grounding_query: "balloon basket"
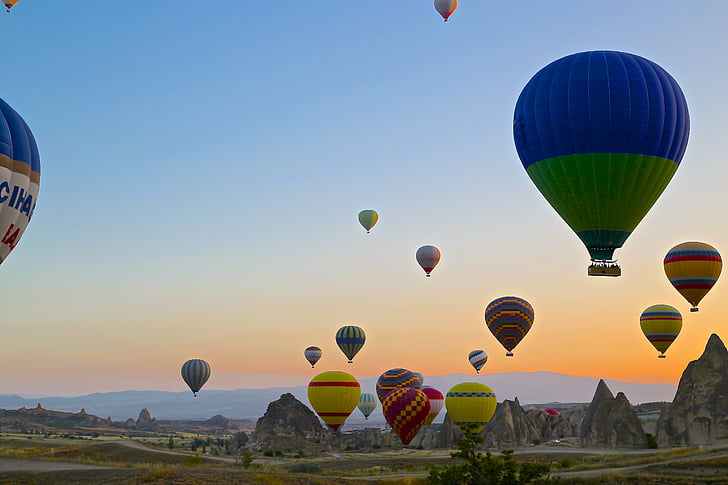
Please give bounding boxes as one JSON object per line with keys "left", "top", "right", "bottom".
{"left": 690, "top": 307, "right": 699, "bottom": 312}
{"left": 506, "top": 352, "right": 514, "bottom": 357}
{"left": 588, "top": 261, "right": 621, "bottom": 277}
{"left": 658, "top": 354, "right": 666, "bottom": 359}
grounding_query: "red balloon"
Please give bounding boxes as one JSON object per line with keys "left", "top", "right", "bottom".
{"left": 383, "top": 387, "right": 430, "bottom": 445}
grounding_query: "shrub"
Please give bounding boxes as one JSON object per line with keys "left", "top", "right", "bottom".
{"left": 426, "top": 430, "right": 555, "bottom": 484}
{"left": 182, "top": 455, "right": 204, "bottom": 467}
{"left": 646, "top": 433, "right": 658, "bottom": 449}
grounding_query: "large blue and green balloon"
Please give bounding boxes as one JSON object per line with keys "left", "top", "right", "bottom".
{"left": 513, "top": 51, "right": 689, "bottom": 263}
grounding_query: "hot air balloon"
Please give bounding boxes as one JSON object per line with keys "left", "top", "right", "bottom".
{"left": 304, "top": 346, "right": 322, "bottom": 368}
{"left": 434, "top": 0, "right": 457, "bottom": 22}
{"left": 416, "top": 245, "right": 441, "bottom": 277}
{"left": 358, "top": 210, "right": 378, "bottom": 234}
{"left": 376, "top": 368, "right": 423, "bottom": 403}
{"left": 308, "top": 371, "right": 361, "bottom": 431}
{"left": 4, "top": 1, "right": 20, "bottom": 13}
{"left": 664, "top": 242, "right": 722, "bottom": 312}
{"left": 181, "top": 359, "right": 211, "bottom": 397}
{"left": 485, "top": 296, "right": 534, "bottom": 357}
{"left": 357, "top": 393, "right": 378, "bottom": 420}
{"left": 422, "top": 386, "right": 444, "bottom": 425}
{"left": 0, "top": 97, "right": 41, "bottom": 264}
{"left": 538, "top": 408, "right": 560, "bottom": 416}
{"left": 513, "top": 51, "right": 690, "bottom": 277}
{"left": 335, "top": 325, "right": 366, "bottom": 363}
{"left": 445, "top": 382, "right": 497, "bottom": 435}
{"left": 383, "top": 387, "right": 430, "bottom": 445}
{"left": 640, "top": 304, "right": 682, "bottom": 358}
{"left": 468, "top": 350, "right": 488, "bottom": 374}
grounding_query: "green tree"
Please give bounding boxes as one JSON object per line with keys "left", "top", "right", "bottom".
{"left": 167, "top": 436, "right": 174, "bottom": 449}
{"left": 426, "top": 432, "right": 554, "bottom": 485}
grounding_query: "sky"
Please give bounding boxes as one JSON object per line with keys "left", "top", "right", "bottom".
{"left": 1, "top": 0, "right": 727, "bottom": 396}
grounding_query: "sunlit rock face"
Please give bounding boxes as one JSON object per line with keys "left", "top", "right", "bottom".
{"left": 657, "top": 334, "right": 728, "bottom": 446}
{"left": 580, "top": 380, "right": 647, "bottom": 447}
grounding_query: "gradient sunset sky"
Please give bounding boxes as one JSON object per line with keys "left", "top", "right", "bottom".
{"left": 2, "top": 1, "right": 727, "bottom": 395}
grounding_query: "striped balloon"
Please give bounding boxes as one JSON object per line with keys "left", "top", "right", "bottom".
{"left": 335, "top": 325, "right": 366, "bottom": 363}
{"left": 0, "top": 97, "right": 41, "bottom": 265}
{"left": 485, "top": 296, "right": 534, "bottom": 356}
{"left": 640, "top": 304, "right": 682, "bottom": 358}
{"left": 376, "top": 368, "right": 423, "bottom": 403}
{"left": 308, "top": 371, "right": 361, "bottom": 431}
{"left": 445, "top": 382, "right": 497, "bottom": 435}
{"left": 422, "top": 386, "right": 444, "bottom": 425}
{"left": 304, "top": 346, "right": 322, "bottom": 368}
{"left": 181, "top": 359, "right": 211, "bottom": 397}
{"left": 664, "top": 242, "right": 722, "bottom": 312}
{"left": 357, "top": 392, "right": 378, "bottom": 419}
{"left": 468, "top": 350, "right": 488, "bottom": 374}
{"left": 383, "top": 387, "right": 430, "bottom": 445}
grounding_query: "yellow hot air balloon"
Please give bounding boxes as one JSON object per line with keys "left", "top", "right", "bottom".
{"left": 358, "top": 210, "right": 378, "bottom": 234}
{"left": 640, "top": 304, "right": 682, "bottom": 358}
{"left": 445, "top": 382, "right": 497, "bottom": 435}
{"left": 307, "top": 371, "right": 361, "bottom": 431}
{"left": 664, "top": 242, "right": 722, "bottom": 312}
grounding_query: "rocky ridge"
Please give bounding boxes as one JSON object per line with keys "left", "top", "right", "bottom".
{"left": 657, "top": 333, "right": 728, "bottom": 446}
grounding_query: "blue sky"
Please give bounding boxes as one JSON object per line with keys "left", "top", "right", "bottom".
{"left": 1, "top": 1, "right": 727, "bottom": 395}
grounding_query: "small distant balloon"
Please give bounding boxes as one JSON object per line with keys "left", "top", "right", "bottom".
{"left": 357, "top": 393, "right": 378, "bottom": 420}
{"left": 434, "top": 0, "right": 457, "bottom": 22}
{"left": 181, "top": 359, "right": 211, "bottom": 397}
{"left": 485, "top": 296, "right": 534, "bottom": 357}
{"left": 664, "top": 242, "right": 722, "bottom": 312}
{"left": 383, "top": 387, "right": 430, "bottom": 445}
{"left": 335, "top": 325, "right": 366, "bottom": 363}
{"left": 308, "top": 371, "right": 361, "bottom": 431}
{"left": 416, "top": 245, "right": 441, "bottom": 277}
{"left": 4, "top": 0, "right": 20, "bottom": 13}
{"left": 538, "top": 408, "right": 560, "bottom": 416}
{"left": 358, "top": 210, "right": 378, "bottom": 233}
{"left": 304, "top": 346, "right": 322, "bottom": 368}
{"left": 640, "top": 304, "right": 682, "bottom": 358}
{"left": 468, "top": 350, "right": 488, "bottom": 374}
{"left": 445, "top": 382, "right": 497, "bottom": 435}
{"left": 422, "top": 386, "right": 444, "bottom": 425}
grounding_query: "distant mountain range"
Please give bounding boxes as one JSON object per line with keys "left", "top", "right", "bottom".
{"left": 0, "top": 371, "right": 676, "bottom": 422}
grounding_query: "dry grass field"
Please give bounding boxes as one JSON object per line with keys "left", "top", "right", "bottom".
{"left": 0, "top": 437, "right": 726, "bottom": 484}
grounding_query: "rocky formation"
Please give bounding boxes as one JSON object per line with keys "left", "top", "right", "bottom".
{"left": 132, "top": 408, "right": 157, "bottom": 429}
{"left": 657, "top": 333, "right": 728, "bottom": 446}
{"left": 434, "top": 400, "right": 577, "bottom": 449}
{"left": 251, "top": 393, "right": 325, "bottom": 450}
{"left": 580, "top": 380, "right": 646, "bottom": 447}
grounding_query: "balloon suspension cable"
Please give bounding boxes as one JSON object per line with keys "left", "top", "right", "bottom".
{"left": 690, "top": 307, "right": 699, "bottom": 312}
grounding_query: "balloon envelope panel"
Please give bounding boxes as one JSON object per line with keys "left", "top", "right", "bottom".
{"left": 445, "top": 382, "right": 497, "bottom": 435}
{"left": 308, "top": 371, "right": 361, "bottom": 431}
{"left": 0, "top": 98, "right": 41, "bottom": 264}
{"left": 383, "top": 387, "right": 430, "bottom": 445}
{"left": 640, "top": 304, "right": 682, "bottom": 355}
{"left": 664, "top": 242, "right": 722, "bottom": 309}
{"left": 335, "top": 325, "right": 366, "bottom": 362}
{"left": 422, "top": 386, "right": 444, "bottom": 425}
{"left": 513, "top": 51, "right": 689, "bottom": 261}
{"left": 181, "top": 359, "right": 211, "bottom": 396}
{"left": 485, "top": 297, "right": 534, "bottom": 354}
{"left": 376, "top": 368, "right": 422, "bottom": 403}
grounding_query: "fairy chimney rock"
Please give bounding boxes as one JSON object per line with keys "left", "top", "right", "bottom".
{"left": 580, "top": 379, "right": 646, "bottom": 447}
{"left": 657, "top": 333, "right": 728, "bottom": 446}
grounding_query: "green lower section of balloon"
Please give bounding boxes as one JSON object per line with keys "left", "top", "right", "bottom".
{"left": 526, "top": 153, "right": 678, "bottom": 260}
